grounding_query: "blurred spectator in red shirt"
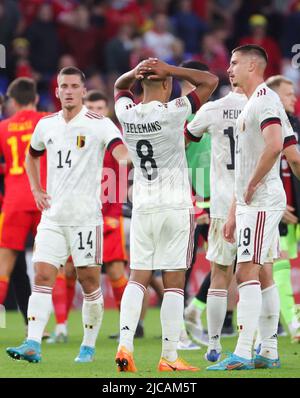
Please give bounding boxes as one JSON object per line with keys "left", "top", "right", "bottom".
{"left": 239, "top": 14, "right": 281, "bottom": 78}
{"left": 143, "top": 13, "right": 176, "bottom": 61}
{"left": 58, "top": 5, "right": 105, "bottom": 71}
{"left": 8, "top": 38, "right": 34, "bottom": 80}
{"left": 194, "top": 29, "right": 229, "bottom": 81}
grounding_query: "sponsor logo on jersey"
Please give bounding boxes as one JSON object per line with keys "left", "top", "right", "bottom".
{"left": 85, "top": 252, "right": 93, "bottom": 259}
{"left": 241, "top": 248, "right": 250, "bottom": 256}
{"left": 77, "top": 135, "right": 86, "bottom": 148}
{"left": 47, "top": 138, "right": 53, "bottom": 145}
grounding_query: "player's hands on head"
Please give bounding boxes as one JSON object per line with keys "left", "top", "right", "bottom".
{"left": 32, "top": 188, "right": 51, "bottom": 211}
{"left": 135, "top": 58, "right": 170, "bottom": 81}
{"left": 282, "top": 205, "right": 298, "bottom": 224}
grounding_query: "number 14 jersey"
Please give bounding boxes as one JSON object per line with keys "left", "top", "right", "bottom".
{"left": 115, "top": 91, "right": 201, "bottom": 213}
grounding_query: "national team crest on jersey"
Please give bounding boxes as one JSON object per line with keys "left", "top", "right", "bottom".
{"left": 76, "top": 135, "right": 86, "bottom": 148}
{"left": 175, "top": 98, "right": 186, "bottom": 108}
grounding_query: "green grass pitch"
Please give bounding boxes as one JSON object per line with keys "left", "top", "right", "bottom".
{"left": 0, "top": 308, "right": 299, "bottom": 378}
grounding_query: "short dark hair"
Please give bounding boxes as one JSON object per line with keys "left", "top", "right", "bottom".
{"left": 232, "top": 44, "right": 268, "bottom": 63}
{"left": 6, "top": 77, "right": 37, "bottom": 105}
{"left": 0, "top": 93, "right": 4, "bottom": 106}
{"left": 58, "top": 66, "right": 86, "bottom": 83}
{"left": 85, "top": 90, "right": 108, "bottom": 103}
{"left": 180, "top": 60, "right": 210, "bottom": 72}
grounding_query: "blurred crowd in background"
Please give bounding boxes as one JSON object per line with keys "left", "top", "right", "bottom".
{"left": 1, "top": 0, "right": 300, "bottom": 117}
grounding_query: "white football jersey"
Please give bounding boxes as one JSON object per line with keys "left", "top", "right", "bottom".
{"left": 115, "top": 91, "right": 201, "bottom": 213}
{"left": 30, "top": 105, "right": 123, "bottom": 226}
{"left": 187, "top": 91, "right": 247, "bottom": 218}
{"left": 235, "top": 82, "right": 295, "bottom": 210}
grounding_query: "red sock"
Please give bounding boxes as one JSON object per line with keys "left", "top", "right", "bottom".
{"left": 66, "top": 277, "right": 76, "bottom": 316}
{"left": 0, "top": 276, "right": 9, "bottom": 305}
{"left": 110, "top": 275, "right": 128, "bottom": 310}
{"left": 52, "top": 275, "right": 67, "bottom": 324}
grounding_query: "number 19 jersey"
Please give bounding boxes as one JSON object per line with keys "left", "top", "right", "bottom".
{"left": 115, "top": 91, "right": 201, "bottom": 213}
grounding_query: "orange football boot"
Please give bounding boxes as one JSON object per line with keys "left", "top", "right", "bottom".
{"left": 158, "top": 357, "right": 200, "bottom": 372}
{"left": 115, "top": 346, "right": 137, "bottom": 372}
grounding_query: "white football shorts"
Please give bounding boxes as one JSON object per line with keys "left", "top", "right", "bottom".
{"left": 130, "top": 208, "right": 194, "bottom": 271}
{"left": 32, "top": 222, "right": 103, "bottom": 268}
{"left": 206, "top": 218, "right": 237, "bottom": 266}
{"left": 236, "top": 208, "right": 283, "bottom": 265}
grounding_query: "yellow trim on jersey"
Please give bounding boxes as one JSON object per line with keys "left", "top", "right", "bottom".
{"left": 0, "top": 213, "right": 5, "bottom": 244}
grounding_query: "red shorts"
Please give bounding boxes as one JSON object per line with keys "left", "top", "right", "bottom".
{"left": 103, "top": 216, "right": 127, "bottom": 264}
{"left": 0, "top": 210, "right": 41, "bottom": 251}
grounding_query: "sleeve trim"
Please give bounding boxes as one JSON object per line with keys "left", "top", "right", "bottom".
{"left": 186, "top": 91, "right": 201, "bottom": 114}
{"left": 260, "top": 117, "right": 282, "bottom": 131}
{"left": 114, "top": 90, "right": 134, "bottom": 102}
{"left": 283, "top": 135, "right": 297, "bottom": 149}
{"left": 184, "top": 127, "right": 201, "bottom": 142}
{"left": 29, "top": 146, "right": 45, "bottom": 157}
{"left": 107, "top": 138, "right": 123, "bottom": 153}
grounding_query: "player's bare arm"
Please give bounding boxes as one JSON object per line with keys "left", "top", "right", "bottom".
{"left": 25, "top": 152, "right": 51, "bottom": 211}
{"left": 244, "top": 123, "right": 283, "bottom": 204}
{"left": 140, "top": 58, "right": 219, "bottom": 105}
{"left": 283, "top": 143, "right": 300, "bottom": 180}
{"left": 111, "top": 143, "right": 132, "bottom": 165}
{"left": 223, "top": 197, "right": 236, "bottom": 243}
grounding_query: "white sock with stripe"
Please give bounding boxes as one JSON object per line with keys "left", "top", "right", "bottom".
{"left": 119, "top": 281, "right": 146, "bottom": 352}
{"left": 234, "top": 280, "right": 262, "bottom": 360}
{"left": 27, "top": 285, "right": 53, "bottom": 344}
{"left": 207, "top": 289, "right": 228, "bottom": 351}
{"left": 81, "top": 288, "right": 104, "bottom": 348}
{"left": 258, "top": 284, "right": 280, "bottom": 360}
{"left": 161, "top": 288, "right": 184, "bottom": 362}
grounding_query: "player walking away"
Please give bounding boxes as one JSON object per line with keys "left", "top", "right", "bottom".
{"left": 185, "top": 81, "right": 247, "bottom": 361}
{"left": 207, "top": 44, "right": 297, "bottom": 371}
{"left": 114, "top": 57, "right": 218, "bottom": 372}
{"left": 265, "top": 75, "right": 300, "bottom": 343}
{"left": 6, "top": 66, "right": 130, "bottom": 363}
{"left": 0, "top": 78, "right": 47, "bottom": 325}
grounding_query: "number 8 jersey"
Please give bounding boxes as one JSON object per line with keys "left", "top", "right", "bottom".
{"left": 115, "top": 91, "right": 201, "bottom": 213}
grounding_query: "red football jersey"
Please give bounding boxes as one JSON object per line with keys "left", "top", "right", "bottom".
{"left": 0, "top": 110, "right": 48, "bottom": 211}
{"left": 101, "top": 150, "right": 128, "bottom": 218}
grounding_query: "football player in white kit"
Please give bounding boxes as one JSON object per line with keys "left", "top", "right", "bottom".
{"left": 6, "top": 67, "right": 130, "bottom": 364}
{"left": 208, "top": 44, "right": 297, "bottom": 371}
{"left": 186, "top": 84, "right": 247, "bottom": 362}
{"left": 114, "top": 58, "right": 218, "bottom": 372}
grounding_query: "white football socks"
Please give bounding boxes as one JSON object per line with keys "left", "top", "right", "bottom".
{"left": 234, "top": 280, "right": 262, "bottom": 360}
{"left": 258, "top": 284, "right": 280, "bottom": 359}
{"left": 27, "top": 285, "right": 53, "bottom": 344}
{"left": 119, "top": 281, "right": 145, "bottom": 353}
{"left": 81, "top": 288, "right": 104, "bottom": 348}
{"left": 207, "top": 289, "right": 227, "bottom": 351}
{"left": 161, "top": 289, "right": 184, "bottom": 362}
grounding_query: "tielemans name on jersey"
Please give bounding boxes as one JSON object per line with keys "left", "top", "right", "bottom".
{"left": 123, "top": 121, "right": 162, "bottom": 134}
{"left": 223, "top": 109, "right": 242, "bottom": 120}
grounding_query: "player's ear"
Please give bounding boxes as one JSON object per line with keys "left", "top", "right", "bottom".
{"left": 82, "top": 87, "right": 87, "bottom": 98}
{"left": 55, "top": 87, "right": 59, "bottom": 99}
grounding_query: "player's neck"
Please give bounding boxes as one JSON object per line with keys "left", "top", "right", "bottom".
{"left": 62, "top": 104, "right": 83, "bottom": 123}
{"left": 142, "top": 92, "right": 167, "bottom": 104}
{"left": 16, "top": 104, "right": 36, "bottom": 112}
{"left": 242, "top": 77, "right": 265, "bottom": 98}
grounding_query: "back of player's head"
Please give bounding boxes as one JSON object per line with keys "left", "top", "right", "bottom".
{"left": 58, "top": 66, "right": 86, "bottom": 84}
{"left": 180, "top": 60, "right": 210, "bottom": 72}
{"left": 6, "top": 77, "right": 37, "bottom": 105}
{"left": 85, "top": 90, "right": 108, "bottom": 104}
{"left": 232, "top": 44, "right": 268, "bottom": 65}
{"left": 265, "top": 75, "right": 293, "bottom": 90}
